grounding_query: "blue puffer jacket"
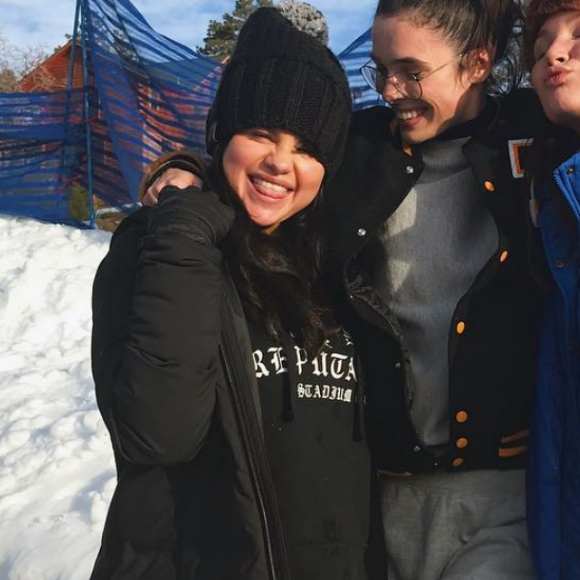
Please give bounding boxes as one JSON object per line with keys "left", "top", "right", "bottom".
{"left": 528, "top": 150, "right": 580, "bottom": 580}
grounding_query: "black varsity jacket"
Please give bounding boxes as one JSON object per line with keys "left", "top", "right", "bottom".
{"left": 326, "top": 89, "right": 546, "bottom": 474}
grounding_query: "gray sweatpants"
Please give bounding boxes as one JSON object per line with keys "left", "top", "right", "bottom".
{"left": 379, "top": 469, "right": 536, "bottom": 580}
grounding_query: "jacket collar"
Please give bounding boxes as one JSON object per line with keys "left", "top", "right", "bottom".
{"left": 328, "top": 108, "right": 422, "bottom": 264}
{"left": 555, "top": 151, "right": 580, "bottom": 221}
{"left": 329, "top": 94, "right": 537, "bottom": 265}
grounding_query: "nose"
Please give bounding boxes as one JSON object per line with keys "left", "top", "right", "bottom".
{"left": 545, "top": 39, "right": 569, "bottom": 66}
{"left": 264, "top": 145, "right": 293, "bottom": 174}
{"left": 381, "top": 77, "right": 404, "bottom": 103}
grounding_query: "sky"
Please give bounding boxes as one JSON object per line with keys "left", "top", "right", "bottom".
{"left": 0, "top": 0, "right": 377, "bottom": 57}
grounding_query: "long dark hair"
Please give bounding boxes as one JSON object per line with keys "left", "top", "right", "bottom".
{"left": 374, "top": 0, "right": 525, "bottom": 95}
{"left": 207, "top": 148, "right": 337, "bottom": 358}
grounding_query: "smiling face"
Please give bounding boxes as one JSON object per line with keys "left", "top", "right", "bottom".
{"left": 371, "top": 15, "right": 490, "bottom": 144}
{"left": 531, "top": 10, "right": 580, "bottom": 134}
{"left": 222, "top": 129, "right": 325, "bottom": 232}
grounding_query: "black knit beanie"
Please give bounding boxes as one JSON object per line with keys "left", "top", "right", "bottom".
{"left": 206, "top": 1, "right": 352, "bottom": 181}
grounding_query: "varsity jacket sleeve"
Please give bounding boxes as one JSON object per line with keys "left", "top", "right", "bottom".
{"left": 92, "top": 187, "right": 234, "bottom": 465}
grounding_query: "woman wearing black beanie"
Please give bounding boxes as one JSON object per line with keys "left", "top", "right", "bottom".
{"left": 90, "top": 3, "right": 382, "bottom": 579}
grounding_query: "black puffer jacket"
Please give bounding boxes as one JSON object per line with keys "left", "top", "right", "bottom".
{"left": 90, "top": 189, "right": 381, "bottom": 580}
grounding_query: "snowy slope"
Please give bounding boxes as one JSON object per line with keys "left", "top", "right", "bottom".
{"left": 0, "top": 216, "right": 114, "bottom": 580}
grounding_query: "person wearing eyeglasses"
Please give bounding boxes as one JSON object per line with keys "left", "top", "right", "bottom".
{"left": 140, "top": 0, "right": 546, "bottom": 579}
{"left": 326, "top": 0, "right": 545, "bottom": 579}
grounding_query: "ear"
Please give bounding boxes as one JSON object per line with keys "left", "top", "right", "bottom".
{"left": 465, "top": 48, "right": 493, "bottom": 85}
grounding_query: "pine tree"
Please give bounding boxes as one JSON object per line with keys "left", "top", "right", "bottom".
{"left": 197, "top": 0, "right": 273, "bottom": 61}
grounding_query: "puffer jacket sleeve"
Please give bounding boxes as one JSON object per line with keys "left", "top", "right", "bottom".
{"left": 92, "top": 186, "right": 233, "bottom": 465}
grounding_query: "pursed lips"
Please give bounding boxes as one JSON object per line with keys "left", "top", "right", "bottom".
{"left": 545, "top": 66, "right": 572, "bottom": 86}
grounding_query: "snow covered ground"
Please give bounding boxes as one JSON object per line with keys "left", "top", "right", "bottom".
{"left": 0, "top": 216, "right": 114, "bottom": 580}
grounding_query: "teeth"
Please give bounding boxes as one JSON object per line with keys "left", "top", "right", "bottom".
{"left": 253, "top": 177, "right": 289, "bottom": 193}
{"left": 397, "top": 110, "right": 422, "bottom": 121}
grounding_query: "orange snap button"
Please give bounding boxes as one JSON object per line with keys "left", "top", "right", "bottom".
{"left": 484, "top": 181, "right": 495, "bottom": 192}
{"left": 456, "top": 321, "right": 466, "bottom": 335}
{"left": 456, "top": 438, "right": 469, "bottom": 449}
{"left": 500, "top": 251, "right": 509, "bottom": 263}
{"left": 452, "top": 457, "right": 465, "bottom": 468}
{"left": 456, "top": 411, "right": 469, "bottom": 423}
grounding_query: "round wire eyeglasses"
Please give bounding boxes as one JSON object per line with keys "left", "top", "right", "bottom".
{"left": 359, "top": 54, "right": 465, "bottom": 100}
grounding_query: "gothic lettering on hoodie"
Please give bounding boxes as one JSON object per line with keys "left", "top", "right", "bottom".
{"left": 252, "top": 329, "right": 357, "bottom": 404}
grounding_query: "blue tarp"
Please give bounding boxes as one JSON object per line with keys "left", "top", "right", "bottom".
{"left": 0, "top": 89, "right": 87, "bottom": 223}
{"left": 0, "top": 0, "right": 222, "bottom": 226}
{"left": 338, "top": 28, "right": 386, "bottom": 111}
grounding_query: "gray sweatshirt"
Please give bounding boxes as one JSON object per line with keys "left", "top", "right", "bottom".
{"left": 373, "top": 136, "right": 498, "bottom": 451}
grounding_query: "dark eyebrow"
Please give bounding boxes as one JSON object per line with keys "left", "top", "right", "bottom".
{"left": 370, "top": 53, "right": 430, "bottom": 67}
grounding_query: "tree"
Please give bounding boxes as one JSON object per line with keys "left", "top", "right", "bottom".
{"left": 197, "top": 0, "right": 274, "bottom": 62}
{"left": 0, "top": 31, "right": 18, "bottom": 92}
{"left": 0, "top": 29, "right": 53, "bottom": 92}
{"left": 0, "top": 68, "right": 19, "bottom": 93}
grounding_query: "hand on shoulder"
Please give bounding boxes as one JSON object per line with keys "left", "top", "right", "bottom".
{"left": 139, "top": 150, "right": 207, "bottom": 206}
{"left": 143, "top": 168, "right": 202, "bottom": 206}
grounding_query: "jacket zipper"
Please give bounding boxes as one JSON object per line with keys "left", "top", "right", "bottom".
{"left": 219, "top": 344, "right": 291, "bottom": 580}
{"left": 346, "top": 282, "right": 414, "bottom": 408}
{"left": 345, "top": 273, "right": 429, "bottom": 450}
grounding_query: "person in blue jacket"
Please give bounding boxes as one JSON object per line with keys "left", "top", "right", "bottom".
{"left": 524, "top": 1, "right": 580, "bottom": 579}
